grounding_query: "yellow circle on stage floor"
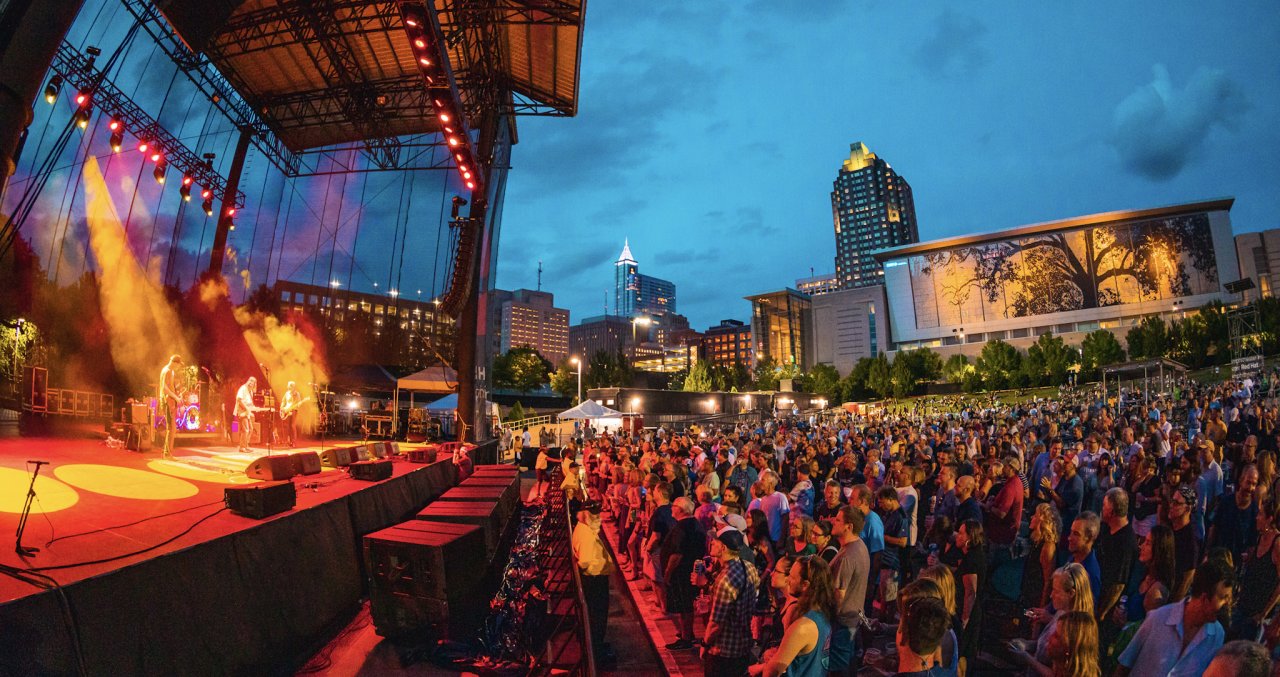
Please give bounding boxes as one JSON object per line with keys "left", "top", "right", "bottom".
{"left": 55, "top": 464, "right": 199, "bottom": 501}
{"left": 145, "top": 460, "right": 258, "bottom": 485}
{"left": 0, "top": 466, "right": 80, "bottom": 513}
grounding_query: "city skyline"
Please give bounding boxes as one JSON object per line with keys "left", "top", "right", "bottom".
{"left": 494, "top": 2, "right": 1280, "bottom": 331}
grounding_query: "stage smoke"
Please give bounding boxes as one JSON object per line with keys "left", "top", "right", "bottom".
{"left": 81, "top": 157, "right": 193, "bottom": 394}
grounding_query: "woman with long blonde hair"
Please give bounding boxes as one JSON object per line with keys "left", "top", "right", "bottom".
{"left": 1047, "top": 611, "right": 1100, "bottom": 677}
{"left": 1023, "top": 503, "right": 1061, "bottom": 609}
{"left": 1011, "top": 563, "right": 1094, "bottom": 676}
{"left": 918, "top": 564, "right": 957, "bottom": 618}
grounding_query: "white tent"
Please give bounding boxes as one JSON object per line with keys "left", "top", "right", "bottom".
{"left": 558, "top": 400, "right": 623, "bottom": 419}
{"left": 426, "top": 393, "right": 458, "bottom": 436}
{"left": 393, "top": 366, "right": 457, "bottom": 434}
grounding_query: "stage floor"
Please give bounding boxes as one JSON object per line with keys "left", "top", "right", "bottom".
{"left": 0, "top": 434, "right": 443, "bottom": 603}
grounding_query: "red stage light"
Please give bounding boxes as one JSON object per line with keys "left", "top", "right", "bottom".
{"left": 439, "top": 113, "right": 450, "bottom": 123}
{"left": 150, "top": 151, "right": 162, "bottom": 163}
{"left": 455, "top": 153, "right": 463, "bottom": 162}
{"left": 108, "top": 118, "right": 122, "bottom": 131}
{"left": 75, "top": 92, "right": 89, "bottom": 106}
{"left": 463, "top": 171, "right": 471, "bottom": 180}
{"left": 405, "top": 17, "right": 419, "bottom": 27}
{"left": 443, "top": 126, "right": 453, "bottom": 134}
{"left": 201, "top": 188, "right": 212, "bottom": 200}
{"left": 138, "top": 140, "right": 149, "bottom": 153}
{"left": 466, "top": 181, "right": 475, "bottom": 189}
{"left": 419, "top": 57, "right": 431, "bottom": 66}
{"left": 225, "top": 207, "right": 236, "bottom": 217}
{"left": 182, "top": 175, "right": 193, "bottom": 186}
{"left": 414, "top": 38, "right": 426, "bottom": 49}
{"left": 448, "top": 137, "right": 459, "bottom": 147}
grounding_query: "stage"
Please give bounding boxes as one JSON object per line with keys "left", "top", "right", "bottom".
{"left": 0, "top": 433, "right": 496, "bottom": 676}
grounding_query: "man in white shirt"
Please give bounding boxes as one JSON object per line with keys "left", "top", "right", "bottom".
{"left": 233, "top": 377, "right": 258, "bottom": 453}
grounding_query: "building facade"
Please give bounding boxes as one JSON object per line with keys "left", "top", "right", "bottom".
{"left": 832, "top": 142, "right": 918, "bottom": 290}
{"left": 275, "top": 280, "right": 455, "bottom": 367}
{"left": 876, "top": 199, "right": 1241, "bottom": 356}
{"left": 569, "top": 314, "right": 631, "bottom": 362}
{"left": 795, "top": 273, "right": 839, "bottom": 296}
{"left": 701, "top": 319, "right": 753, "bottom": 368}
{"left": 498, "top": 289, "right": 570, "bottom": 364}
{"left": 1235, "top": 228, "right": 1280, "bottom": 303}
{"left": 614, "top": 239, "right": 676, "bottom": 316}
{"left": 805, "top": 285, "right": 888, "bottom": 375}
{"left": 745, "top": 289, "right": 811, "bottom": 370}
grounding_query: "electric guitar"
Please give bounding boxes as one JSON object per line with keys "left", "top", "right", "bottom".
{"left": 279, "top": 397, "right": 311, "bottom": 420}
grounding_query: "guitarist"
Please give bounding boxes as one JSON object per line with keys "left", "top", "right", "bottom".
{"left": 233, "top": 376, "right": 261, "bottom": 453}
{"left": 157, "top": 355, "right": 184, "bottom": 459}
{"left": 279, "top": 381, "right": 307, "bottom": 448}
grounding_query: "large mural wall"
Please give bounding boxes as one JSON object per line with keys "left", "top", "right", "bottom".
{"left": 908, "top": 213, "right": 1219, "bottom": 329}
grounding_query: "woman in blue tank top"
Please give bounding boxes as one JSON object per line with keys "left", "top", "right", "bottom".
{"left": 749, "top": 555, "right": 835, "bottom": 677}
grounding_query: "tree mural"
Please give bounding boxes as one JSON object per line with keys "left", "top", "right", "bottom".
{"left": 913, "top": 213, "right": 1218, "bottom": 324}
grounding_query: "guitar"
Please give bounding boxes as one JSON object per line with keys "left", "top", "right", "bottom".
{"left": 279, "top": 397, "right": 311, "bottom": 420}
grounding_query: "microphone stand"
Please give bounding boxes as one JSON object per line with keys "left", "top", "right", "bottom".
{"left": 16, "top": 461, "right": 47, "bottom": 556}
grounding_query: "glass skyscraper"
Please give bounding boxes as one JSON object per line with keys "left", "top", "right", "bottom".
{"left": 614, "top": 239, "right": 675, "bottom": 316}
{"left": 831, "top": 142, "right": 918, "bottom": 289}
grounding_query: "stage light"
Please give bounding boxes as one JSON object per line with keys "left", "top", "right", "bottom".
{"left": 419, "top": 57, "right": 431, "bottom": 66}
{"left": 44, "top": 76, "right": 61, "bottom": 104}
{"left": 179, "top": 176, "right": 192, "bottom": 201}
{"left": 75, "top": 91, "right": 89, "bottom": 107}
{"left": 200, "top": 188, "right": 212, "bottom": 200}
{"left": 150, "top": 150, "right": 162, "bottom": 163}
{"left": 439, "top": 113, "right": 450, "bottom": 123}
{"left": 74, "top": 106, "right": 92, "bottom": 129}
{"left": 463, "top": 171, "right": 471, "bottom": 180}
{"left": 153, "top": 161, "right": 166, "bottom": 184}
{"left": 225, "top": 207, "right": 236, "bottom": 217}
{"left": 228, "top": 221, "right": 235, "bottom": 231}
{"left": 109, "top": 130, "right": 124, "bottom": 153}
{"left": 201, "top": 198, "right": 214, "bottom": 216}
{"left": 448, "top": 136, "right": 459, "bottom": 147}
{"left": 414, "top": 38, "right": 426, "bottom": 49}
{"left": 454, "top": 153, "right": 463, "bottom": 162}
{"left": 138, "top": 139, "right": 149, "bottom": 153}
{"left": 466, "top": 181, "right": 475, "bottom": 190}
{"left": 404, "top": 17, "right": 419, "bottom": 27}
{"left": 108, "top": 117, "right": 122, "bottom": 132}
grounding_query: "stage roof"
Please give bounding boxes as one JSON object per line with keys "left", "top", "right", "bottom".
{"left": 156, "top": 0, "right": 585, "bottom": 152}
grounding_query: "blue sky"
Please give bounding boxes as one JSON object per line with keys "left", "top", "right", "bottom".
{"left": 8, "top": 2, "right": 1278, "bottom": 335}
{"left": 494, "top": 1, "right": 1280, "bottom": 330}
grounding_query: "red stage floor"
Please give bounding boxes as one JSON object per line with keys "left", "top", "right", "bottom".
{"left": 0, "top": 434, "right": 440, "bottom": 603}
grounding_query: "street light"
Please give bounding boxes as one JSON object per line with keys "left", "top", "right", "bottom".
{"left": 569, "top": 356, "right": 582, "bottom": 403}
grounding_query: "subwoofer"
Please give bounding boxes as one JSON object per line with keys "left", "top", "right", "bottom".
{"left": 225, "top": 481, "right": 296, "bottom": 519}
{"left": 350, "top": 459, "right": 393, "bottom": 481}
{"left": 245, "top": 454, "right": 298, "bottom": 481}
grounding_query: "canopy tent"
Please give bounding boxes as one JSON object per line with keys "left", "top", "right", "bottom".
{"left": 393, "top": 365, "right": 458, "bottom": 435}
{"left": 1101, "top": 357, "right": 1188, "bottom": 406}
{"left": 426, "top": 393, "right": 459, "bottom": 412}
{"left": 557, "top": 400, "right": 623, "bottom": 420}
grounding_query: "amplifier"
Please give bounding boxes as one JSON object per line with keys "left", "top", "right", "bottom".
{"left": 406, "top": 447, "right": 435, "bottom": 463}
{"left": 245, "top": 455, "right": 298, "bottom": 481}
{"left": 126, "top": 425, "right": 152, "bottom": 452}
{"left": 350, "top": 459, "right": 393, "bottom": 481}
{"left": 292, "top": 451, "right": 322, "bottom": 475}
{"left": 320, "top": 447, "right": 353, "bottom": 468}
{"left": 225, "top": 481, "right": 296, "bottom": 519}
{"left": 129, "top": 403, "right": 150, "bottom": 425}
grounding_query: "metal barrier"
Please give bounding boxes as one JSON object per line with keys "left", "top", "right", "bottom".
{"left": 534, "top": 469, "right": 597, "bottom": 676}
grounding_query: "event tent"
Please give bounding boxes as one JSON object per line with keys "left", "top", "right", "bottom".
{"left": 557, "top": 400, "right": 623, "bottom": 419}
{"left": 393, "top": 365, "right": 458, "bottom": 433}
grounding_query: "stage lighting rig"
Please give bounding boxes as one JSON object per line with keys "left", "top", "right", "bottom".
{"left": 450, "top": 195, "right": 467, "bottom": 220}
{"left": 201, "top": 197, "right": 214, "bottom": 216}
{"left": 153, "top": 159, "right": 167, "bottom": 184}
{"left": 179, "top": 175, "right": 193, "bottom": 201}
{"left": 44, "top": 75, "right": 62, "bottom": 104}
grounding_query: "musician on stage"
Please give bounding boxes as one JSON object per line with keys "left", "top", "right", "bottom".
{"left": 233, "top": 376, "right": 258, "bottom": 453}
{"left": 279, "top": 381, "right": 303, "bottom": 448}
{"left": 157, "top": 354, "right": 183, "bottom": 459}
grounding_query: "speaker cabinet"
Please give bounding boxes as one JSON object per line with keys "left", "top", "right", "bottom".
{"left": 320, "top": 447, "right": 353, "bottom": 468}
{"left": 352, "top": 444, "right": 373, "bottom": 461}
{"left": 291, "top": 451, "right": 321, "bottom": 475}
{"left": 245, "top": 455, "right": 298, "bottom": 481}
{"left": 350, "top": 459, "right": 393, "bottom": 481}
{"left": 225, "top": 481, "right": 296, "bottom": 519}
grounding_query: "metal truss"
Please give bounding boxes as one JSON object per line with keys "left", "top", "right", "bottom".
{"left": 120, "top": 0, "right": 303, "bottom": 176}
{"left": 49, "top": 42, "right": 245, "bottom": 206}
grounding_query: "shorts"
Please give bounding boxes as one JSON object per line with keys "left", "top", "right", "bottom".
{"left": 879, "top": 567, "right": 899, "bottom": 603}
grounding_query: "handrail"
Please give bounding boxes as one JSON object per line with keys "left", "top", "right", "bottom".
{"left": 534, "top": 469, "right": 596, "bottom": 676}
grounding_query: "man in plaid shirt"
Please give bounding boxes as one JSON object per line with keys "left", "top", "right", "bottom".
{"left": 701, "top": 528, "right": 759, "bottom": 676}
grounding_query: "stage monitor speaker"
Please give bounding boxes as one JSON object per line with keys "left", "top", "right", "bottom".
{"left": 127, "top": 425, "right": 152, "bottom": 452}
{"left": 406, "top": 448, "right": 434, "bottom": 463}
{"left": 320, "top": 447, "right": 353, "bottom": 468}
{"left": 292, "top": 451, "right": 321, "bottom": 475}
{"left": 246, "top": 455, "right": 298, "bottom": 481}
{"left": 225, "top": 481, "right": 296, "bottom": 519}
{"left": 129, "top": 403, "right": 150, "bottom": 425}
{"left": 350, "top": 459, "right": 393, "bottom": 481}
{"left": 353, "top": 444, "right": 373, "bottom": 461}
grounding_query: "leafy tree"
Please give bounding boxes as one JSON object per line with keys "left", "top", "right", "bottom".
{"left": 1257, "top": 297, "right": 1280, "bottom": 356}
{"left": 667, "top": 367, "right": 688, "bottom": 391}
{"left": 866, "top": 353, "right": 892, "bottom": 398}
{"left": 1080, "top": 329, "right": 1125, "bottom": 377}
{"left": 1125, "top": 315, "right": 1168, "bottom": 360}
{"left": 943, "top": 354, "right": 972, "bottom": 383}
{"left": 729, "top": 360, "right": 753, "bottom": 391}
{"left": 1024, "top": 332, "right": 1080, "bottom": 386}
{"left": 806, "top": 363, "right": 841, "bottom": 400}
{"left": 683, "top": 361, "right": 714, "bottom": 392}
{"left": 841, "top": 357, "right": 875, "bottom": 401}
{"left": 549, "top": 360, "right": 578, "bottom": 401}
{"left": 753, "top": 357, "right": 780, "bottom": 391}
{"left": 507, "top": 401, "right": 526, "bottom": 423}
{"left": 890, "top": 356, "right": 916, "bottom": 398}
{"left": 491, "top": 347, "right": 552, "bottom": 393}
{"left": 976, "top": 339, "right": 1021, "bottom": 390}
{"left": 585, "top": 348, "right": 633, "bottom": 388}
{"left": 961, "top": 369, "right": 984, "bottom": 393}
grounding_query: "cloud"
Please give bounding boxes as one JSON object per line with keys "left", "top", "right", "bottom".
{"left": 913, "top": 10, "right": 988, "bottom": 78}
{"left": 1110, "top": 64, "right": 1248, "bottom": 181}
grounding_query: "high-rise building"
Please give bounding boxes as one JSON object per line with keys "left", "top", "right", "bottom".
{"left": 498, "top": 289, "right": 570, "bottom": 364}
{"left": 615, "top": 239, "right": 676, "bottom": 316}
{"left": 795, "top": 273, "right": 839, "bottom": 296}
{"left": 745, "top": 289, "right": 811, "bottom": 370}
{"left": 569, "top": 315, "right": 631, "bottom": 362}
{"left": 831, "top": 142, "right": 918, "bottom": 289}
{"left": 701, "top": 319, "right": 753, "bottom": 368}
{"left": 805, "top": 286, "right": 887, "bottom": 375}
{"left": 1235, "top": 229, "right": 1280, "bottom": 302}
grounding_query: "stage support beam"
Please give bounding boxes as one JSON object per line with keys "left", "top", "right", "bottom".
{"left": 207, "top": 127, "right": 253, "bottom": 277}
{"left": 0, "top": 0, "right": 84, "bottom": 203}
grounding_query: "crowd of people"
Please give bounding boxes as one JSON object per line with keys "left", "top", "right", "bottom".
{"left": 563, "top": 368, "right": 1280, "bottom": 676}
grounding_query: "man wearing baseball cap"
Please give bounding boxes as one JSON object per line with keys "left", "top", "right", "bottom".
{"left": 701, "top": 528, "right": 758, "bottom": 676}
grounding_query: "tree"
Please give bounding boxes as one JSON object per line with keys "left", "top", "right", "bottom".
{"left": 867, "top": 353, "right": 892, "bottom": 398}
{"left": 1024, "top": 332, "right": 1079, "bottom": 386}
{"left": 943, "top": 354, "right": 972, "bottom": 383}
{"left": 492, "top": 347, "right": 552, "bottom": 393}
{"left": 976, "top": 340, "right": 1022, "bottom": 390}
{"left": 806, "top": 363, "right": 841, "bottom": 400}
{"left": 841, "top": 357, "right": 875, "bottom": 401}
{"left": 754, "top": 357, "right": 780, "bottom": 391}
{"left": 683, "top": 361, "right": 714, "bottom": 392}
{"left": 507, "top": 401, "right": 526, "bottom": 423}
{"left": 549, "top": 360, "right": 577, "bottom": 401}
{"left": 891, "top": 356, "right": 916, "bottom": 398}
{"left": 729, "top": 360, "right": 753, "bottom": 391}
{"left": 667, "top": 367, "right": 688, "bottom": 391}
{"left": 1080, "top": 329, "right": 1125, "bottom": 377}
{"left": 585, "top": 348, "right": 633, "bottom": 388}
{"left": 1125, "top": 316, "right": 1168, "bottom": 360}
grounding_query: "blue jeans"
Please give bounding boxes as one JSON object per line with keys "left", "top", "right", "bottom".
{"left": 828, "top": 624, "right": 857, "bottom": 673}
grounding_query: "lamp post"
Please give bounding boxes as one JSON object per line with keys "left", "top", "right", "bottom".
{"left": 570, "top": 356, "right": 582, "bottom": 403}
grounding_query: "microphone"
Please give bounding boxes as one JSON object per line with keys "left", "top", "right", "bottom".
{"left": 28, "top": 460, "right": 48, "bottom": 466}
